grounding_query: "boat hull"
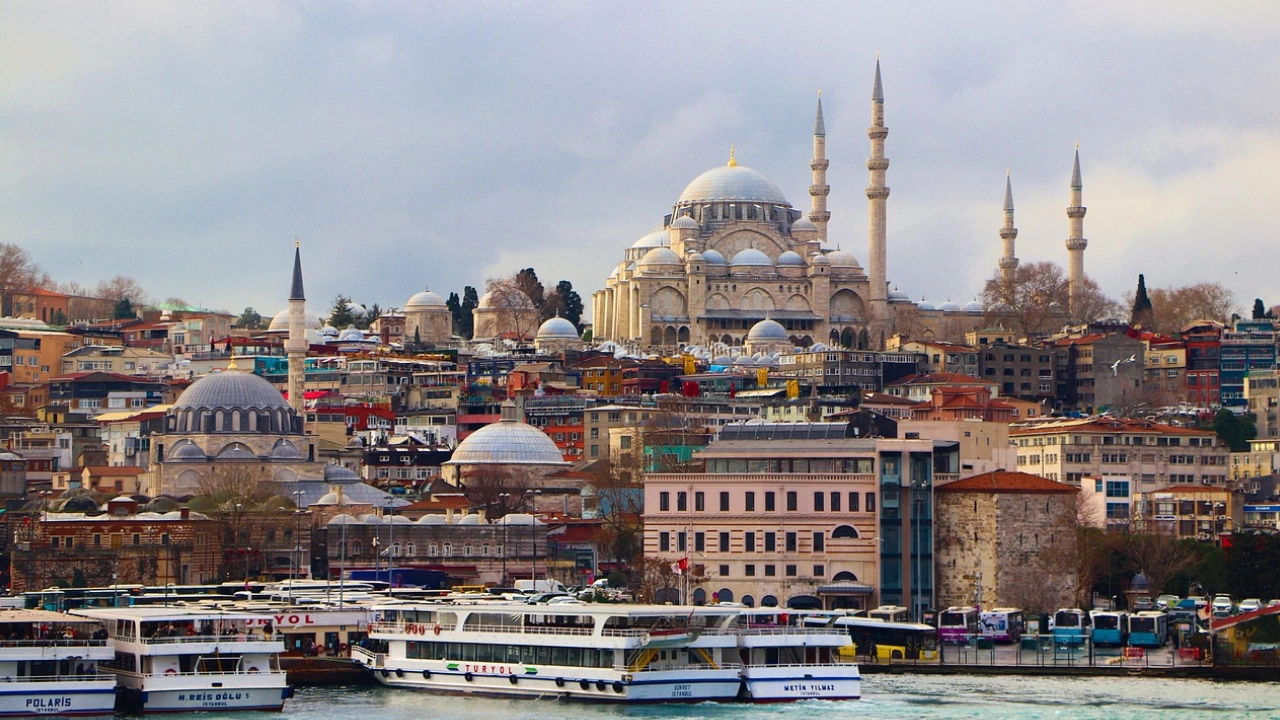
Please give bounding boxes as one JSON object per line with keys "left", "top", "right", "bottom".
{"left": 739, "top": 666, "right": 861, "bottom": 702}
{"left": 0, "top": 680, "right": 117, "bottom": 717}
{"left": 367, "top": 660, "right": 741, "bottom": 703}
{"left": 112, "top": 673, "right": 290, "bottom": 713}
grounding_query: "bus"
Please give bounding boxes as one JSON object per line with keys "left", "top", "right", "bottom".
{"left": 937, "top": 606, "right": 980, "bottom": 644}
{"left": 1128, "top": 611, "right": 1169, "bottom": 648}
{"left": 1089, "top": 610, "right": 1129, "bottom": 647}
{"left": 831, "top": 615, "right": 938, "bottom": 661}
{"left": 867, "top": 605, "right": 911, "bottom": 623}
{"left": 1052, "top": 608, "right": 1090, "bottom": 646}
{"left": 979, "top": 608, "right": 1025, "bottom": 643}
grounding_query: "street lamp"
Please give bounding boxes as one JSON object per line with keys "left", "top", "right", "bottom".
{"left": 499, "top": 493, "right": 511, "bottom": 585}
{"left": 385, "top": 498, "right": 396, "bottom": 586}
{"left": 526, "top": 489, "right": 542, "bottom": 585}
{"left": 291, "top": 490, "right": 306, "bottom": 605}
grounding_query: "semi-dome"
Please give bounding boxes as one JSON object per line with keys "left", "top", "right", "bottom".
{"left": 445, "top": 418, "right": 569, "bottom": 467}
{"left": 776, "top": 251, "right": 806, "bottom": 267}
{"left": 174, "top": 370, "right": 290, "bottom": 413}
{"left": 670, "top": 214, "right": 699, "bottom": 229}
{"left": 729, "top": 249, "right": 773, "bottom": 267}
{"left": 323, "top": 464, "right": 362, "bottom": 483}
{"left": 536, "top": 317, "right": 580, "bottom": 341}
{"left": 405, "top": 290, "right": 447, "bottom": 310}
{"left": 639, "top": 247, "right": 682, "bottom": 266}
{"left": 677, "top": 163, "right": 788, "bottom": 206}
{"left": 267, "top": 309, "right": 324, "bottom": 333}
{"left": 791, "top": 216, "right": 818, "bottom": 232}
{"left": 701, "top": 249, "right": 727, "bottom": 265}
{"left": 630, "top": 229, "right": 670, "bottom": 249}
{"left": 747, "top": 318, "right": 789, "bottom": 342}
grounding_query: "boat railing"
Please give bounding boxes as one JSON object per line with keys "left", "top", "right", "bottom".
{"left": 731, "top": 627, "right": 845, "bottom": 637}
{"left": 0, "top": 673, "right": 110, "bottom": 682}
{"left": 629, "top": 662, "right": 741, "bottom": 672}
{"left": 139, "top": 633, "right": 278, "bottom": 646}
{"left": 0, "top": 638, "right": 110, "bottom": 648}
{"left": 107, "top": 667, "right": 285, "bottom": 678}
{"left": 742, "top": 661, "right": 858, "bottom": 668}
{"left": 351, "top": 646, "right": 384, "bottom": 668}
{"left": 372, "top": 620, "right": 713, "bottom": 640}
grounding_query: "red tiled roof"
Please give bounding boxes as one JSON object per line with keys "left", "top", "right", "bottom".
{"left": 888, "top": 372, "right": 995, "bottom": 387}
{"left": 1011, "top": 417, "right": 1216, "bottom": 437}
{"left": 937, "top": 471, "right": 1077, "bottom": 494}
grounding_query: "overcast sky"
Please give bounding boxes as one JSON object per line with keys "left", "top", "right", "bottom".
{"left": 2, "top": 1, "right": 1278, "bottom": 322}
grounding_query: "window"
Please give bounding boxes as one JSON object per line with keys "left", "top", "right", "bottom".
{"left": 785, "top": 564, "right": 797, "bottom": 577}
{"left": 786, "top": 491, "right": 797, "bottom": 512}
{"left": 694, "top": 491, "right": 705, "bottom": 512}
{"left": 765, "top": 492, "right": 776, "bottom": 512}
{"left": 659, "top": 492, "right": 670, "bottom": 512}
{"left": 745, "top": 532, "right": 756, "bottom": 552}
{"left": 813, "top": 531, "right": 825, "bottom": 552}
{"left": 719, "top": 491, "right": 730, "bottom": 512}
{"left": 659, "top": 532, "right": 670, "bottom": 552}
{"left": 785, "top": 532, "right": 797, "bottom": 552}
{"left": 764, "top": 532, "right": 776, "bottom": 552}
{"left": 677, "top": 492, "right": 687, "bottom": 512}
{"left": 745, "top": 492, "right": 756, "bottom": 512}
{"left": 831, "top": 492, "right": 841, "bottom": 512}
{"left": 765, "top": 564, "right": 776, "bottom": 576}
{"left": 849, "top": 492, "right": 860, "bottom": 512}
{"left": 745, "top": 564, "right": 756, "bottom": 577}
{"left": 695, "top": 532, "right": 705, "bottom": 553}
{"left": 677, "top": 532, "right": 686, "bottom": 552}
{"left": 813, "top": 492, "right": 825, "bottom": 512}
{"left": 719, "top": 564, "right": 730, "bottom": 577}
{"left": 865, "top": 492, "right": 876, "bottom": 513}
{"left": 813, "top": 564, "right": 825, "bottom": 577}
{"left": 719, "top": 532, "right": 730, "bottom": 552}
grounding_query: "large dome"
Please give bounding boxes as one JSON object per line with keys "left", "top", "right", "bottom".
{"left": 445, "top": 419, "right": 568, "bottom": 467}
{"left": 729, "top": 248, "right": 773, "bottom": 267}
{"left": 631, "top": 229, "right": 670, "bottom": 249}
{"left": 677, "top": 163, "right": 788, "bottom": 206}
{"left": 536, "top": 317, "right": 580, "bottom": 342}
{"left": 267, "top": 309, "right": 324, "bottom": 333}
{"left": 405, "top": 290, "right": 447, "bottom": 310}
{"left": 174, "top": 370, "right": 290, "bottom": 413}
{"left": 747, "top": 318, "right": 789, "bottom": 342}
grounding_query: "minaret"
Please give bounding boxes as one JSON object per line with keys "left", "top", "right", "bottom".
{"left": 999, "top": 171, "right": 1019, "bottom": 286}
{"left": 809, "top": 91, "right": 831, "bottom": 242}
{"left": 1066, "top": 145, "right": 1088, "bottom": 317}
{"left": 866, "top": 59, "right": 890, "bottom": 336}
{"left": 286, "top": 241, "right": 307, "bottom": 415}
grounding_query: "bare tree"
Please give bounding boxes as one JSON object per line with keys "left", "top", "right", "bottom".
{"left": 483, "top": 276, "right": 539, "bottom": 340}
{"left": 1120, "top": 533, "right": 1200, "bottom": 599}
{"left": 0, "top": 243, "right": 52, "bottom": 316}
{"left": 1120, "top": 282, "right": 1237, "bottom": 333}
{"left": 94, "top": 275, "right": 151, "bottom": 307}
{"left": 981, "top": 261, "right": 1120, "bottom": 337}
{"left": 631, "top": 555, "right": 681, "bottom": 604}
{"left": 587, "top": 461, "right": 645, "bottom": 572}
{"left": 459, "top": 465, "right": 537, "bottom": 517}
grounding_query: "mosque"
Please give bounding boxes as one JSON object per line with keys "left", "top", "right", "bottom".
{"left": 591, "top": 61, "right": 1092, "bottom": 351}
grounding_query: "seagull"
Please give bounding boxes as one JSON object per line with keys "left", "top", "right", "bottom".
{"left": 1110, "top": 354, "right": 1137, "bottom": 376}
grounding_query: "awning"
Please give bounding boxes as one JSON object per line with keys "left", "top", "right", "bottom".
{"left": 817, "top": 583, "right": 875, "bottom": 595}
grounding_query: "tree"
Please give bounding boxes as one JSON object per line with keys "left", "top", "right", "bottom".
{"left": 327, "top": 294, "right": 356, "bottom": 329}
{"left": 1211, "top": 408, "right": 1256, "bottom": 451}
{"left": 544, "top": 280, "right": 584, "bottom": 326}
{"left": 483, "top": 276, "right": 539, "bottom": 340}
{"left": 113, "top": 298, "right": 136, "bottom": 320}
{"left": 514, "top": 268, "right": 546, "bottom": 312}
{"left": 0, "top": 243, "right": 52, "bottom": 316}
{"left": 458, "top": 466, "right": 537, "bottom": 518}
{"left": 1131, "top": 274, "right": 1154, "bottom": 328}
{"left": 236, "top": 307, "right": 264, "bottom": 329}
{"left": 1123, "top": 282, "right": 1236, "bottom": 333}
{"left": 356, "top": 303, "right": 381, "bottom": 330}
{"left": 1120, "top": 533, "right": 1200, "bottom": 601}
{"left": 460, "top": 286, "right": 479, "bottom": 339}
{"left": 95, "top": 275, "right": 150, "bottom": 307}
{"left": 446, "top": 292, "right": 463, "bottom": 335}
{"left": 982, "top": 261, "right": 1121, "bottom": 337}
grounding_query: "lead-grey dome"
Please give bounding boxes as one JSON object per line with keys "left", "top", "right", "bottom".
{"left": 639, "top": 247, "right": 682, "bottom": 266}
{"left": 444, "top": 419, "right": 569, "bottom": 467}
{"left": 267, "top": 309, "right": 324, "bottom": 333}
{"left": 677, "top": 163, "right": 788, "bottom": 206}
{"left": 671, "top": 214, "right": 699, "bottom": 229}
{"left": 536, "top": 317, "right": 580, "bottom": 341}
{"left": 168, "top": 370, "right": 299, "bottom": 435}
{"left": 405, "top": 290, "right": 447, "bottom": 310}
{"left": 730, "top": 249, "right": 773, "bottom": 267}
{"left": 701, "top": 249, "right": 727, "bottom": 265}
{"left": 630, "top": 229, "right": 670, "bottom": 249}
{"left": 747, "top": 318, "right": 789, "bottom": 342}
{"left": 777, "top": 250, "right": 806, "bottom": 267}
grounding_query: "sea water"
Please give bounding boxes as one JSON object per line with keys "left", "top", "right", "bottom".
{"left": 122, "top": 675, "right": 1280, "bottom": 719}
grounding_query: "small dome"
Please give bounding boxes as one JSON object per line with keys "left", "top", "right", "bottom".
{"left": 671, "top": 214, "right": 699, "bottom": 229}
{"left": 917, "top": 299, "right": 937, "bottom": 311}
{"left": 323, "top": 464, "right": 362, "bottom": 483}
{"left": 747, "top": 318, "right": 789, "bottom": 342}
{"left": 888, "top": 287, "right": 911, "bottom": 302}
{"left": 337, "top": 326, "right": 365, "bottom": 341}
{"left": 630, "top": 229, "right": 670, "bottom": 249}
{"left": 964, "top": 300, "right": 985, "bottom": 313}
{"left": 456, "top": 514, "right": 481, "bottom": 525}
{"left": 939, "top": 301, "right": 961, "bottom": 313}
{"left": 685, "top": 251, "right": 705, "bottom": 264}
{"left": 167, "top": 440, "right": 208, "bottom": 461}
{"left": 416, "top": 514, "right": 447, "bottom": 525}
{"left": 405, "top": 290, "right": 447, "bottom": 310}
{"left": 536, "top": 317, "right": 580, "bottom": 341}
{"left": 810, "top": 253, "right": 830, "bottom": 266}
{"left": 791, "top": 216, "right": 818, "bottom": 232}
{"left": 320, "top": 325, "right": 339, "bottom": 337}
{"left": 639, "top": 247, "right": 682, "bottom": 266}
{"left": 267, "top": 309, "right": 323, "bottom": 333}
{"left": 608, "top": 266, "right": 620, "bottom": 280}
{"left": 216, "top": 442, "right": 257, "bottom": 460}
{"left": 826, "top": 250, "right": 861, "bottom": 268}
{"left": 268, "top": 439, "right": 302, "bottom": 460}
{"left": 446, "top": 418, "right": 568, "bottom": 467}
{"left": 776, "top": 251, "right": 806, "bottom": 267}
{"left": 729, "top": 249, "right": 773, "bottom": 267}
{"left": 701, "top": 249, "right": 727, "bottom": 265}
{"left": 677, "top": 163, "right": 788, "bottom": 205}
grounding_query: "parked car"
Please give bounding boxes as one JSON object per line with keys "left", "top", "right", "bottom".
{"left": 1238, "top": 598, "right": 1263, "bottom": 614}
{"left": 1132, "top": 596, "right": 1156, "bottom": 611}
{"left": 1156, "top": 594, "right": 1180, "bottom": 610}
{"left": 1211, "top": 595, "right": 1235, "bottom": 618}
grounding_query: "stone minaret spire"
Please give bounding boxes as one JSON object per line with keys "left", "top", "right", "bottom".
{"left": 286, "top": 241, "right": 307, "bottom": 415}
{"left": 1065, "top": 145, "right": 1088, "bottom": 317}
{"left": 866, "top": 59, "right": 890, "bottom": 335}
{"left": 809, "top": 91, "right": 831, "bottom": 242}
{"left": 998, "top": 171, "right": 1019, "bottom": 286}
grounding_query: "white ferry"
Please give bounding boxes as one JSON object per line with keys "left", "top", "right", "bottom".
{"left": 353, "top": 600, "right": 744, "bottom": 702}
{"left": 733, "top": 609, "right": 860, "bottom": 702}
{"left": 0, "top": 609, "right": 117, "bottom": 717}
{"left": 72, "top": 607, "right": 292, "bottom": 713}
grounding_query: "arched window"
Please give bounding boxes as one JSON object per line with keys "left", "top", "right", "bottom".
{"left": 350, "top": 540, "right": 362, "bottom": 557}
{"left": 464, "top": 544, "right": 472, "bottom": 557}
{"left": 832, "top": 571, "right": 858, "bottom": 582}
{"left": 442, "top": 542, "right": 452, "bottom": 557}
{"left": 391, "top": 541, "right": 402, "bottom": 557}
{"left": 405, "top": 542, "right": 417, "bottom": 557}
{"left": 762, "top": 595, "right": 778, "bottom": 607}
{"left": 741, "top": 595, "right": 755, "bottom": 608}
{"left": 427, "top": 543, "right": 438, "bottom": 557}
{"left": 831, "top": 525, "right": 860, "bottom": 539}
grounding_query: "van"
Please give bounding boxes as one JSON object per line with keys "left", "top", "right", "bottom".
{"left": 514, "top": 579, "right": 568, "bottom": 594}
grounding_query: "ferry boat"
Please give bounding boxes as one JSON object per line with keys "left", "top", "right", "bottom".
{"left": 733, "top": 609, "right": 860, "bottom": 702}
{"left": 353, "top": 600, "right": 744, "bottom": 702}
{"left": 0, "top": 609, "right": 117, "bottom": 717}
{"left": 72, "top": 607, "right": 292, "bottom": 713}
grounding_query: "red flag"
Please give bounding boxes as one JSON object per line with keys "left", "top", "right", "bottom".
{"left": 677, "top": 557, "right": 689, "bottom": 572}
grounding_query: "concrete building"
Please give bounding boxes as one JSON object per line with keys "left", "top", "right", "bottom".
{"left": 1245, "top": 369, "right": 1280, "bottom": 439}
{"left": 1219, "top": 319, "right": 1277, "bottom": 409}
{"left": 978, "top": 341, "right": 1057, "bottom": 402}
{"left": 1050, "top": 333, "right": 1145, "bottom": 412}
{"left": 887, "top": 338, "right": 979, "bottom": 378}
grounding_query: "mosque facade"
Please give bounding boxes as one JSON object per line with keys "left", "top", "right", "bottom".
{"left": 591, "top": 62, "right": 1091, "bottom": 351}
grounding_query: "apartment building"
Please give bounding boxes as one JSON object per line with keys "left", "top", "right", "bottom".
{"left": 977, "top": 341, "right": 1057, "bottom": 402}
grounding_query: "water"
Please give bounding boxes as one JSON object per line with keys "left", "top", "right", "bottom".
{"left": 122, "top": 676, "right": 1280, "bottom": 719}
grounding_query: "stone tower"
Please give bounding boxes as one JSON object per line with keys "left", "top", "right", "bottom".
{"left": 866, "top": 59, "right": 891, "bottom": 337}
{"left": 286, "top": 242, "right": 307, "bottom": 414}
{"left": 999, "top": 172, "right": 1019, "bottom": 286}
{"left": 809, "top": 92, "right": 831, "bottom": 243}
{"left": 1065, "top": 146, "right": 1088, "bottom": 317}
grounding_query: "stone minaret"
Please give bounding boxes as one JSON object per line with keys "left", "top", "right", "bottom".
{"left": 866, "top": 59, "right": 890, "bottom": 335}
{"left": 999, "top": 171, "right": 1019, "bottom": 286}
{"left": 809, "top": 91, "right": 831, "bottom": 242}
{"left": 286, "top": 242, "right": 307, "bottom": 414}
{"left": 1066, "top": 146, "right": 1088, "bottom": 317}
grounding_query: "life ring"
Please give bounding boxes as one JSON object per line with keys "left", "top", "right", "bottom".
{"left": 421, "top": 670, "right": 431, "bottom": 679}
{"left": 164, "top": 668, "right": 176, "bottom": 676}
{"left": 433, "top": 624, "right": 442, "bottom": 636}
{"left": 508, "top": 674, "right": 519, "bottom": 685}
{"left": 555, "top": 677, "right": 565, "bottom": 688}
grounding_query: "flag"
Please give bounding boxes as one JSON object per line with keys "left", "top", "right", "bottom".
{"left": 757, "top": 368, "right": 768, "bottom": 388}
{"left": 670, "top": 562, "right": 683, "bottom": 576}
{"left": 683, "top": 355, "right": 696, "bottom": 375}
{"left": 678, "top": 557, "right": 689, "bottom": 572}
{"left": 786, "top": 379, "right": 800, "bottom": 399}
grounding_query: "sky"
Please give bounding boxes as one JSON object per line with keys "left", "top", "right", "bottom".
{"left": 2, "top": 1, "right": 1278, "bottom": 322}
